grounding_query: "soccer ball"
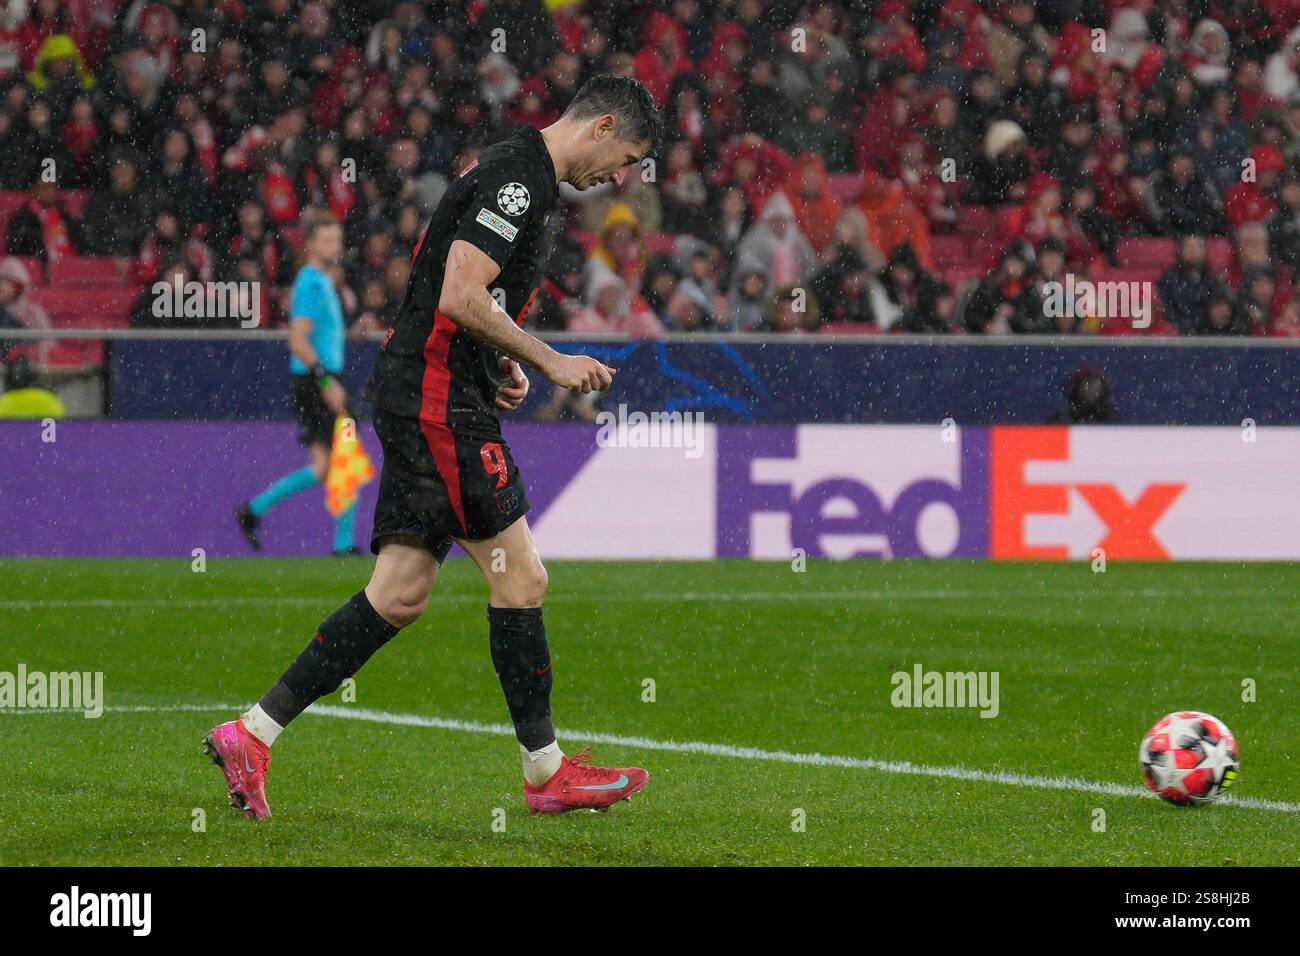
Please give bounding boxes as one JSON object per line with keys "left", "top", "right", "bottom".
{"left": 1140, "top": 711, "right": 1240, "bottom": 805}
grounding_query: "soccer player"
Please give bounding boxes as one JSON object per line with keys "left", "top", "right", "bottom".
{"left": 235, "top": 214, "right": 361, "bottom": 556}
{"left": 206, "top": 75, "right": 663, "bottom": 818}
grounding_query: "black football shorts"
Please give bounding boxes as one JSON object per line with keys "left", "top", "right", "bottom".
{"left": 369, "top": 408, "right": 530, "bottom": 562}
{"left": 290, "top": 374, "right": 335, "bottom": 448}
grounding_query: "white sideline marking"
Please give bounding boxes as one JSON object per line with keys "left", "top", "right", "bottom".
{"left": 0, "top": 587, "right": 1286, "bottom": 610}
{"left": 17, "top": 702, "right": 1293, "bottom": 814}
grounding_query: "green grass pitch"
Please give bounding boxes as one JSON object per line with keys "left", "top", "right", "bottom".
{"left": 1, "top": 558, "right": 1297, "bottom": 866}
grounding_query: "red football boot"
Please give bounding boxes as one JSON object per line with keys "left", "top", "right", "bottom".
{"left": 203, "top": 719, "right": 272, "bottom": 819}
{"left": 524, "top": 746, "right": 648, "bottom": 814}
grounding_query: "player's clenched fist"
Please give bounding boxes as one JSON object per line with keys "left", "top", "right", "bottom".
{"left": 545, "top": 353, "right": 616, "bottom": 394}
{"left": 495, "top": 358, "right": 530, "bottom": 411}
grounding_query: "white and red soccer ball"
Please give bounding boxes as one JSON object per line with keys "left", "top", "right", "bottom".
{"left": 1140, "top": 711, "right": 1240, "bottom": 805}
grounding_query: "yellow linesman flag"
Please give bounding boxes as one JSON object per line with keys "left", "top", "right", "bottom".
{"left": 325, "top": 415, "right": 375, "bottom": 517}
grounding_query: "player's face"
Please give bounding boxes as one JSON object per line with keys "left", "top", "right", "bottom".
{"left": 572, "top": 127, "right": 650, "bottom": 190}
{"left": 309, "top": 224, "right": 344, "bottom": 266}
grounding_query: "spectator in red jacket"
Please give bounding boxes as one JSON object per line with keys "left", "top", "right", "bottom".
{"left": 60, "top": 93, "right": 97, "bottom": 186}
{"left": 1051, "top": 20, "right": 1103, "bottom": 104}
{"left": 300, "top": 139, "right": 356, "bottom": 224}
{"left": 1002, "top": 172, "right": 1097, "bottom": 268}
{"left": 1106, "top": 8, "right": 1166, "bottom": 90}
{"left": 698, "top": 19, "right": 747, "bottom": 89}
{"left": 930, "top": 0, "right": 992, "bottom": 75}
{"left": 6, "top": 172, "right": 81, "bottom": 262}
{"left": 714, "top": 132, "right": 795, "bottom": 215}
{"left": 134, "top": 207, "right": 215, "bottom": 285}
{"left": 1223, "top": 144, "right": 1284, "bottom": 228}
{"left": 1233, "top": 61, "right": 1281, "bottom": 124}
{"left": 311, "top": 45, "right": 366, "bottom": 130}
{"left": 869, "top": 1, "right": 927, "bottom": 74}
{"left": 1269, "top": 294, "right": 1300, "bottom": 336}
{"left": 899, "top": 139, "right": 957, "bottom": 231}
{"left": 853, "top": 60, "right": 916, "bottom": 177}
{"left": 633, "top": 12, "right": 692, "bottom": 106}
{"left": 501, "top": 76, "right": 560, "bottom": 129}
{"left": 785, "top": 153, "right": 844, "bottom": 255}
{"left": 1092, "top": 136, "right": 1154, "bottom": 233}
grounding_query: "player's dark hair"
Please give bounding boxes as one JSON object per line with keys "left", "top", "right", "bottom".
{"left": 562, "top": 74, "right": 663, "bottom": 155}
{"left": 302, "top": 211, "right": 340, "bottom": 241}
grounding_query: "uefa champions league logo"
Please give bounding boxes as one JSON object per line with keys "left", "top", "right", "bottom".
{"left": 497, "top": 182, "right": 531, "bottom": 216}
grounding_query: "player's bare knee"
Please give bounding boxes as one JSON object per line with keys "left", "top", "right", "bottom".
{"left": 365, "top": 567, "right": 434, "bottom": 628}
{"left": 367, "top": 586, "right": 427, "bottom": 628}
{"left": 390, "top": 594, "right": 428, "bottom": 627}
{"left": 495, "top": 562, "right": 547, "bottom": 608}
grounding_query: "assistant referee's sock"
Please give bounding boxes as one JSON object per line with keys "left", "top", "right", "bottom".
{"left": 249, "top": 465, "right": 319, "bottom": 517}
{"left": 333, "top": 501, "right": 358, "bottom": 553}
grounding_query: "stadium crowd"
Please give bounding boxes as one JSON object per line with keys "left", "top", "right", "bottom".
{"left": 3, "top": 0, "right": 1300, "bottom": 345}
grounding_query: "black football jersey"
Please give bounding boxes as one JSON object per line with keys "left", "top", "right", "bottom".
{"left": 364, "top": 124, "right": 559, "bottom": 426}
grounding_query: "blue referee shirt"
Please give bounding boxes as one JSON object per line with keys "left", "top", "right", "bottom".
{"left": 288, "top": 264, "right": 345, "bottom": 375}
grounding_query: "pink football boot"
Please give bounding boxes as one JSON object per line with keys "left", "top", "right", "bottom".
{"left": 524, "top": 747, "right": 648, "bottom": 814}
{"left": 203, "top": 719, "right": 272, "bottom": 819}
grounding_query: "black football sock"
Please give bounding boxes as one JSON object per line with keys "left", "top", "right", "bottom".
{"left": 487, "top": 606, "right": 555, "bottom": 751}
{"left": 257, "top": 590, "right": 401, "bottom": 727}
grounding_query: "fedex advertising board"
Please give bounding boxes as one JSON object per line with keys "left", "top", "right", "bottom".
{"left": 532, "top": 425, "right": 1300, "bottom": 562}
{"left": 1, "top": 422, "right": 1296, "bottom": 560}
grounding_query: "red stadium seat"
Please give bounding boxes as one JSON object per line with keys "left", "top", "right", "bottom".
{"left": 1116, "top": 238, "right": 1176, "bottom": 269}
{"left": 32, "top": 286, "right": 139, "bottom": 328}
{"left": 48, "top": 256, "right": 128, "bottom": 287}
{"left": 43, "top": 340, "right": 105, "bottom": 370}
{"left": 6, "top": 255, "right": 44, "bottom": 285}
{"left": 931, "top": 234, "right": 970, "bottom": 267}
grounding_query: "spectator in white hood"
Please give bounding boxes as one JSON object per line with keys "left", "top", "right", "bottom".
{"left": 567, "top": 263, "right": 664, "bottom": 339}
{"left": 1107, "top": 8, "right": 1152, "bottom": 72}
{"left": 724, "top": 253, "right": 771, "bottom": 332}
{"left": 0, "top": 256, "right": 51, "bottom": 366}
{"left": 1187, "top": 20, "right": 1231, "bottom": 88}
{"left": 1265, "top": 26, "right": 1300, "bottom": 102}
{"left": 734, "top": 191, "right": 817, "bottom": 292}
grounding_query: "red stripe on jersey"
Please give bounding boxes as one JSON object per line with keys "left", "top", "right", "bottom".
{"left": 410, "top": 222, "right": 430, "bottom": 264}
{"left": 419, "top": 308, "right": 467, "bottom": 535}
{"left": 515, "top": 287, "right": 539, "bottom": 327}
